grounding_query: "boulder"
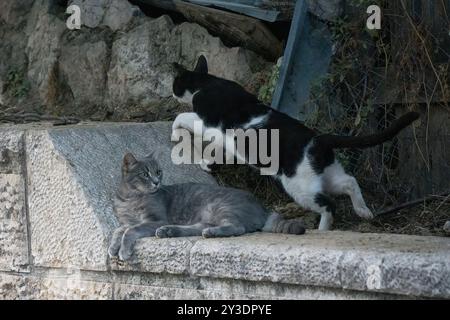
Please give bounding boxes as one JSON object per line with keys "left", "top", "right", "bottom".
{"left": 0, "top": 0, "right": 35, "bottom": 26}
{"left": 25, "top": 0, "right": 66, "bottom": 106}
{"left": 106, "top": 16, "right": 178, "bottom": 106}
{"left": 1, "top": 1, "right": 272, "bottom": 111}
{"left": 59, "top": 29, "right": 111, "bottom": 107}
{"left": 107, "top": 15, "right": 271, "bottom": 107}
{"left": 69, "top": 0, "right": 142, "bottom": 31}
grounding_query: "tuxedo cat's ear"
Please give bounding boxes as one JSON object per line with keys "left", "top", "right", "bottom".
{"left": 123, "top": 153, "right": 137, "bottom": 172}
{"left": 193, "top": 55, "right": 208, "bottom": 74}
{"left": 172, "top": 62, "right": 187, "bottom": 76}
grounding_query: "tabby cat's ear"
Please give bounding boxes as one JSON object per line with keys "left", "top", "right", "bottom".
{"left": 123, "top": 153, "right": 137, "bottom": 171}
{"left": 194, "top": 55, "right": 208, "bottom": 74}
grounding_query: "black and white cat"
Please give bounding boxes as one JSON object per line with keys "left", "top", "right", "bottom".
{"left": 171, "top": 56, "right": 420, "bottom": 231}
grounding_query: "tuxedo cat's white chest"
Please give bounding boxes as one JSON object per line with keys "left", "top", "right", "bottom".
{"left": 173, "top": 90, "right": 199, "bottom": 106}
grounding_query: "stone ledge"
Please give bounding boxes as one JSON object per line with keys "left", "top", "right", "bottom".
{"left": 115, "top": 231, "right": 450, "bottom": 299}
{"left": 1, "top": 121, "right": 449, "bottom": 299}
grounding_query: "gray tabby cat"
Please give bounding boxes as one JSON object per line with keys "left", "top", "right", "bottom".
{"left": 108, "top": 153, "right": 305, "bottom": 261}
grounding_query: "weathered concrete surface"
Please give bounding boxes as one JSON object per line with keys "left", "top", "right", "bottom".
{"left": 112, "top": 230, "right": 450, "bottom": 299}
{"left": 0, "top": 272, "right": 112, "bottom": 300}
{"left": 0, "top": 129, "right": 29, "bottom": 272}
{"left": 190, "top": 232, "right": 450, "bottom": 298}
{"left": 0, "top": 273, "right": 39, "bottom": 299}
{"left": 111, "top": 237, "right": 197, "bottom": 275}
{"left": 21, "top": 122, "right": 215, "bottom": 271}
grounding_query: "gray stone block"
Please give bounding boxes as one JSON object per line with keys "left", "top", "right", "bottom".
{"left": 0, "top": 272, "right": 112, "bottom": 300}
{"left": 0, "top": 273, "right": 39, "bottom": 299}
{"left": 189, "top": 231, "right": 450, "bottom": 298}
{"left": 0, "top": 129, "right": 29, "bottom": 272}
{"left": 24, "top": 122, "right": 215, "bottom": 271}
{"left": 111, "top": 237, "right": 197, "bottom": 275}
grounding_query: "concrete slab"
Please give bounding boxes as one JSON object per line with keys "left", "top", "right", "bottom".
{"left": 189, "top": 231, "right": 450, "bottom": 298}
{"left": 4, "top": 122, "right": 215, "bottom": 271}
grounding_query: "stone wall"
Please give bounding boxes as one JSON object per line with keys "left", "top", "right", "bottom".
{"left": 0, "top": 0, "right": 272, "bottom": 118}
{"left": 0, "top": 122, "right": 449, "bottom": 300}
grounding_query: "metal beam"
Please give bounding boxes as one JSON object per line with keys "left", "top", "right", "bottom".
{"left": 185, "top": 0, "right": 282, "bottom": 22}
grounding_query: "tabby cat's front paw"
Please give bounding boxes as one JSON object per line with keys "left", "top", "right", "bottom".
{"left": 108, "top": 241, "right": 121, "bottom": 258}
{"left": 155, "top": 226, "right": 174, "bottom": 238}
{"left": 202, "top": 228, "right": 215, "bottom": 238}
{"left": 118, "top": 247, "right": 132, "bottom": 261}
{"left": 108, "top": 245, "right": 120, "bottom": 259}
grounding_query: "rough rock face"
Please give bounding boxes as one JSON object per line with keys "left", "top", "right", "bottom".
{"left": 106, "top": 16, "right": 178, "bottom": 106}
{"left": 25, "top": 1, "right": 66, "bottom": 106}
{"left": 59, "top": 29, "right": 111, "bottom": 107}
{"left": 106, "top": 15, "right": 269, "bottom": 107}
{"left": 0, "top": 0, "right": 272, "bottom": 116}
{"left": 69, "top": 0, "right": 142, "bottom": 31}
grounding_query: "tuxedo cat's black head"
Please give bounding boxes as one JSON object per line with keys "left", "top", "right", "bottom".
{"left": 121, "top": 153, "right": 163, "bottom": 194}
{"left": 172, "top": 55, "right": 209, "bottom": 105}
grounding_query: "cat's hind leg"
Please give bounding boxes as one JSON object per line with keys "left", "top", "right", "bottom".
{"left": 288, "top": 192, "right": 336, "bottom": 231}
{"left": 280, "top": 159, "right": 336, "bottom": 230}
{"left": 323, "top": 161, "right": 373, "bottom": 219}
{"left": 202, "top": 223, "right": 246, "bottom": 238}
{"left": 155, "top": 223, "right": 205, "bottom": 238}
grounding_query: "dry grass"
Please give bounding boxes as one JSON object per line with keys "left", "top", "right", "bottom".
{"left": 212, "top": 164, "right": 450, "bottom": 236}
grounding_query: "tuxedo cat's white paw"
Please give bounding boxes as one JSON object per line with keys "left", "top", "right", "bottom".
{"left": 356, "top": 206, "right": 374, "bottom": 219}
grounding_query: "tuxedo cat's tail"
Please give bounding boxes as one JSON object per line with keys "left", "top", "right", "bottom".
{"left": 317, "top": 112, "right": 420, "bottom": 149}
{"left": 262, "top": 212, "right": 306, "bottom": 235}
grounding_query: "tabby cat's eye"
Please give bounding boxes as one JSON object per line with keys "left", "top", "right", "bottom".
{"left": 156, "top": 170, "right": 162, "bottom": 176}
